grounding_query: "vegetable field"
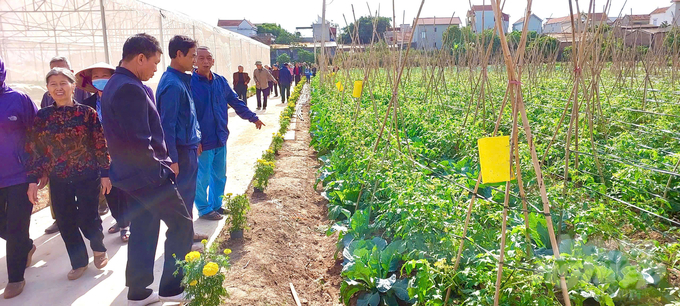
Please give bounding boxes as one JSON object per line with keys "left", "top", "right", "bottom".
{"left": 308, "top": 10, "right": 680, "bottom": 304}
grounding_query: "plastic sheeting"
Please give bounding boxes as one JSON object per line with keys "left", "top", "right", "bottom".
{"left": 0, "top": 0, "right": 270, "bottom": 102}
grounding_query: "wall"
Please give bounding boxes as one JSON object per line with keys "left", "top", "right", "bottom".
{"left": 0, "top": 0, "right": 270, "bottom": 102}
{"left": 544, "top": 22, "right": 567, "bottom": 33}
{"left": 512, "top": 16, "right": 542, "bottom": 33}
{"left": 473, "top": 11, "right": 508, "bottom": 33}
{"left": 413, "top": 24, "right": 456, "bottom": 49}
{"left": 650, "top": 6, "right": 675, "bottom": 26}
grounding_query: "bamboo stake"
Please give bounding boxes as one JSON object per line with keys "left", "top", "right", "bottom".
{"left": 489, "top": 0, "right": 572, "bottom": 304}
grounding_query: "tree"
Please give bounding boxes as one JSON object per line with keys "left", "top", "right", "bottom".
{"left": 506, "top": 31, "right": 539, "bottom": 50}
{"left": 297, "top": 49, "right": 315, "bottom": 64}
{"left": 480, "top": 29, "right": 501, "bottom": 53}
{"left": 257, "top": 23, "right": 300, "bottom": 45}
{"left": 339, "top": 16, "right": 391, "bottom": 44}
{"left": 276, "top": 53, "right": 291, "bottom": 65}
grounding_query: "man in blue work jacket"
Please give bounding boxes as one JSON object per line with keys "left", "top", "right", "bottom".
{"left": 101, "top": 33, "right": 193, "bottom": 305}
{"left": 156, "top": 35, "right": 207, "bottom": 242}
{"left": 191, "top": 46, "right": 265, "bottom": 220}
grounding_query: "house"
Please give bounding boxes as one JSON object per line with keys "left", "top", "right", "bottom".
{"left": 466, "top": 5, "right": 510, "bottom": 33}
{"left": 312, "top": 17, "right": 336, "bottom": 43}
{"left": 385, "top": 24, "right": 413, "bottom": 46}
{"left": 543, "top": 13, "right": 609, "bottom": 33}
{"left": 217, "top": 19, "right": 257, "bottom": 37}
{"left": 411, "top": 17, "right": 462, "bottom": 49}
{"left": 613, "top": 26, "right": 669, "bottom": 48}
{"left": 512, "top": 14, "right": 543, "bottom": 33}
{"left": 648, "top": 2, "right": 680, "bottom": 27}
{"left": 619, "top": 14, "right": 651, "bottom": 26}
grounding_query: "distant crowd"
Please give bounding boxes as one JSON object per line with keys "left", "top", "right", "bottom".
{"left": 0, "top": 33, "right": 307, "bottom": 304}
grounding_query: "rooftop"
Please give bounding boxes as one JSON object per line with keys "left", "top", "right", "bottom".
{"left": 545, "top": 13, "right": 608, "bottom": 25}
{"left": 414, "top": 17, "right": 462, "bottom": 26}
{"left": 651, "top": 7, "right": 670, "bottom": 15}
{"left": 468, "top": 5, "right": 510, "bottom": 21}
{"left": 217, "top": 19, "right": 256, "bottom": 28}
{"left": 513, "top": 13, "right": 542, "bottom": 25}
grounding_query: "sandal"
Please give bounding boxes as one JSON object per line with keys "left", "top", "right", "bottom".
{"left": 93, "top": 252, "right": 108, "bottom": 269}
{"left": 108, "top": 224, "right": 120, "bottom": 234}
{"left": 120, "top": 228, "right": 130, "bottom": 243}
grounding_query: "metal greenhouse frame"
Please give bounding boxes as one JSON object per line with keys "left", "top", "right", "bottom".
{"left": 0, "top": 0, "right": 270, "bottom": 101}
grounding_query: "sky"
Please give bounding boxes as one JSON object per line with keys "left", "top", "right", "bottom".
{"left": 142, "top": 0, "right": 668, "bottom": 33}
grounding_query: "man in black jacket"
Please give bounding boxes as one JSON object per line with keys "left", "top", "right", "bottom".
{"left": 100, "top": 33, "right": 193, "bottom": 305}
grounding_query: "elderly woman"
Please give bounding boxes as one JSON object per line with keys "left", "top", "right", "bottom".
{"left": 76, "top": 62, "right": 130, "bottom": 243}
{"left": 26, "top": 67, "right": 110, "bottom": 281}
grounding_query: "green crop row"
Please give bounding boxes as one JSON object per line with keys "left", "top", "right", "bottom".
{"left": 309, "top": 67, "right": 680, "bottom": 306}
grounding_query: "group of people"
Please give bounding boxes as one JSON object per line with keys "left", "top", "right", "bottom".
{"left": 232, "top": 61, "right": 314, "bottom": 111}
{"left": 0, "top": 32, "right": 270, "bottom": 305}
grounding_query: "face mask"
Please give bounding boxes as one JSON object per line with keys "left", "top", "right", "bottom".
{"left": 92, "top": 79, "right": 109, "bottom": 91}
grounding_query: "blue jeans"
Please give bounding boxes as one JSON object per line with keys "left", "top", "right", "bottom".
{"left": 195, "top": 146, "right": 227, "bottom": 216}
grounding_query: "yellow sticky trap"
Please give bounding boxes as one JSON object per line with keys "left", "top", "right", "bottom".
{"left": 478, "top": 136, "right": 514, "bottom": 184}
{"left": 352, "top": 80, "right": 363, "bottom": 98}
{"left": 336, "top": 81, "right": 344, "bottom": 91}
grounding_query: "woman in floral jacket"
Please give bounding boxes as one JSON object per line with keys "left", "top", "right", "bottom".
{"left": 26, "top": 67, "right": 110, "bottom": 281}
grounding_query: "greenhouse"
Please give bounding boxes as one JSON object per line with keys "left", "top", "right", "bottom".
{"left": 0, "top": 0, "right": 269, "bottom": 101}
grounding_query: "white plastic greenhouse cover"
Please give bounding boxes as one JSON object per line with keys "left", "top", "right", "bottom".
{"left": 0, "top": 0, "right": 271, "bottom": 102}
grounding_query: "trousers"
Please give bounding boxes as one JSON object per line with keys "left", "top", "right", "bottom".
{"left": 125, "top": 178, "right": 193, "bottom": 300}
{"left": 0, "top": 183, "right": 33, "bottom": 282}
{"left": 50, "top": 176, "right": 106, "bottom": 270}
{"left": 195, "top": 146, "right": 227, "bottom": 216}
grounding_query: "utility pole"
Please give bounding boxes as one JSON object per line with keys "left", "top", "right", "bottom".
{"left": 320, "top": 0, "right": 327, "bottom": 83}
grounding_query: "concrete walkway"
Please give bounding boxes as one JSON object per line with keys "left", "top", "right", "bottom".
{"left": 0, "top": 92, "right": 291, "bottom": 306}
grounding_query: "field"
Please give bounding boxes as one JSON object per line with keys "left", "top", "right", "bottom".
{"left": 308, "top": 62, "right": 680, "bottom": 305}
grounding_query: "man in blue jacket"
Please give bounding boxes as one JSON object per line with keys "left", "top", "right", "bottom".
{"left": 0, "top": 57, "right": 38, "bottom": 299}
{"left": 101, "top": 33, "right": 193, "bottom": 305}
{"left": 192, "top": 46, "right": 265, "bottom": 220}
{"left": 156, "top": 35, "right": 208, "bottom": 242}
{"left": 278, "top": 62, "right": 293, "bottom": 103}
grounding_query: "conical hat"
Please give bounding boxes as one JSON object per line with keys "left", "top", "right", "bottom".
{"left": 75, "top": 62, "right": 115, "bottom": 93}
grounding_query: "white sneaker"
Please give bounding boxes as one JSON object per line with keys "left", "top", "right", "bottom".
{"left": 160, "top": 291, "right": 191, "bottom": 303}
{"left": 128, "top": 292, "right": 159, "bottom": 306}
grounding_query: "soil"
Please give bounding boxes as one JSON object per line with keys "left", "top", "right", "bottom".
{"left": 219, "top": 88, "right": 343, "bottom": 306}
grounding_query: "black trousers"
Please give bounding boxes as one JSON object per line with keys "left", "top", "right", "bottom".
{"left": 50, "top": 177, "right": 107, "bottom": 270}
{"left": 0, "top": 183, "right": 33, "bottom": 283}
{"left": 106, "top": 187, "right": 130, "bottom": 228}
{"left": 280, "top": 84, "right": 291, "bottom": 103}
{"left": 125, "top": 178, "right": 193, "bottom": 300}
{"left": 235, "top": 84, "right": 248, "bottom": 104}
{"left": 176, "top": 146, "right": 198, "bottom": 218}
{"left": 294, "top": 75, "right": 301, "bottom": 84}
{"left": 256, "top": 87, "right": 270, "bottom": 109}
{"left": 269, "top": 81, "right": 278, "bottom": 96}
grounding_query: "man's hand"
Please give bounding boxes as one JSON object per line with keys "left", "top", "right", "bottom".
{"left": 27, "top": 183, "right": 39, "bottom": 205}
{"left": 37, "top": 176, "right": 49, "bottom": 189}
{"left": 254, "top": 120, "right": 265, "bottom": 130}
{"left": 101, "top": 177, "right": 112, "bottom": 195}
{"left": 198, "top": 144, "right": 203, "bottom": 156}
{"left": 170, "top": 163, "right": 180, "bottom": 175}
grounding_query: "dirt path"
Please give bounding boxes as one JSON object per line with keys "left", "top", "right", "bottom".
{"left": 220, "top": 86, "right": 342, "bottom": 306}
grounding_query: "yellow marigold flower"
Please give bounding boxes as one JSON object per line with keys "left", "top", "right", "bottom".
{"left": 185, "top": 251, "right": 201, "bottom": 262}
{"left": 203, "top": 262, "right": 219, "bottom": 277}
{"left": 189, "top": 280, "right": 198, "bottom": 286}
{"left": 224, "top": 249, "right": 232, "bottom": 255}
{"left": 201, "top": 239, "right": 207, "bottom": 245}
{"left": 226, "top": 193, "right": 233, "bottom": 197}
